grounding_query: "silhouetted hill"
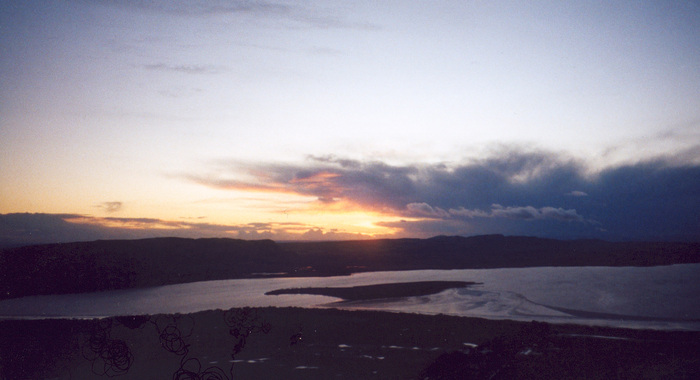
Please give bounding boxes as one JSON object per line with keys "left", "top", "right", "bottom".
{"left": 0, "top": 238, "right": 291, "bottom": 300}
{"left": 1, "top": 235, "right": 698, "bottom": 300}
{"left": 280, "top": 235, "right": 700, "bottom": 274}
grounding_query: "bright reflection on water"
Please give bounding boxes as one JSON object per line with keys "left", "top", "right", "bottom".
{"left": 1, "top": 264, "right": 698, "bottom": 330}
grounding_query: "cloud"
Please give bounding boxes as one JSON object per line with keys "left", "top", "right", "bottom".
{"left": 405, "top": 202, "right": 450, "bottom": 218}
{"left": 601, "top": 124, "right": 700, "bottom": 167}
{"left": 5, "top": 149, "right": 697, "bottom": 247}
{"left": 89, "top": 0, "right": 290, "bottom": 16}
{"left": 448, "top": 204, "right": 586, "bottom": 222}
{"left": 491, "top": 205, "right": 585, "bottom": 222}
{"left": 184, "top": 147, "right": 700, "bottom": 241}
{"left": 97, "top": 201, "right": 123, "bottom": 213}
{"left": 142, "top": 63, "right": 223, "bottom": 75}
{"left": 188, "top": 156, "right": 419, "bottom": 211}
{"left": 97, "top": 1, "right": 380, "bottom": 30}
{"left": 186, "top": 151, "right": 585, "bottom": 213}
{"left": 0, "top": 213, "right": 376, "bottom": 248}
{"left": 448, "top": 208, "right": 490, "bottom": 218}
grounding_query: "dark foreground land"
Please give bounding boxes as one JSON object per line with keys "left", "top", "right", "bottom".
{"left": 2, "top": 307, "right": 699, "bottom": 380}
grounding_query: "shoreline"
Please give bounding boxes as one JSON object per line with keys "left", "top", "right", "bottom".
{"left": 2, "top": 268, "right": 698, "bottom": 331}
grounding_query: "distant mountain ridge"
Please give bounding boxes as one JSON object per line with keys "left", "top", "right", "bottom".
{"left": 1, "top": 235, "right": 698, "bottom": 300}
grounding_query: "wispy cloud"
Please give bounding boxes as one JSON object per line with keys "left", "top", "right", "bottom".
{"left": 448, "top": 204, "right": 586, "bottom": 222}
{"left": 88, "top": 0, "right": 290, "bottom": 16}
{"left": 142, "top": 63, "right": 224, "bottom": 75}
{"left": 600, "top": 123, "right": 700, "bottom": 167}
{"left": 98, "top": 0, "right": 380, "bottom": 30}
{"left": 96, "top": 201, "right": 123, "bottom": 213}
{"left": 489, "top": 204, "right": 585, "bottom": 222}
{"left": 405, "top": 202, "right": 450, "bottom": 218}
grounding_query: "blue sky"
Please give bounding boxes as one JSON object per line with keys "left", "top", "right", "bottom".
{"left": 1, "top": 0, "right": 699, "bottom": 245}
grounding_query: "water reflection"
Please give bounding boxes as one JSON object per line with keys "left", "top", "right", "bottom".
{"left": 0, "top": 265, "right": 698, "bottom": 330}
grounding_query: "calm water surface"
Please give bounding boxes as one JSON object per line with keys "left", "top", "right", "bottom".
{"left": 1, "top": 264, "right": 698, "bottom": 330}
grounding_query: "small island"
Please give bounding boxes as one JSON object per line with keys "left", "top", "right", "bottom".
{"left": 265, "top": 281, "right": 478, "bottom": 301}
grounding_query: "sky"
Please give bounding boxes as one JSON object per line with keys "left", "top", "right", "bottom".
{"left": 1, "top": 0, "right": 699, "bottom": 246}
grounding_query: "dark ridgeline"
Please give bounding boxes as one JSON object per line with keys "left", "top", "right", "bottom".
{"left": 282, "top": 234, "right": 700, "bottom": 272}
{"left": 1, "top": 235, "right": 698, "bottom": 300}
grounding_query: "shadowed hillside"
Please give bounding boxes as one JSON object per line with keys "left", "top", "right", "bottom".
{"left": 0, "top": 238, "right": 291, "bottom": 300}
{"left": 1, "top": 235, "right": 698, "bottom": 300}
{"left": 281, "top": 235, "right": 700, "bottom": 274}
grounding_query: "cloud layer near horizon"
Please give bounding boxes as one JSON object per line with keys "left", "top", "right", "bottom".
{"left": 182, "top": 149, "right": 699, "bottom": 241}
{"left": 2, "top": 149, "right": 698, "bottom": 247}
{"left": 0, "top": 213, "right": 369, "bottom": 248}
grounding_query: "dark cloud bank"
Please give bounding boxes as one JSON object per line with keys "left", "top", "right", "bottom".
{"left": 190, "top": 149, "right": 700, "bottom": 242}
{"left": 2, "top": 149, "right": 699, "bottom": 247}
